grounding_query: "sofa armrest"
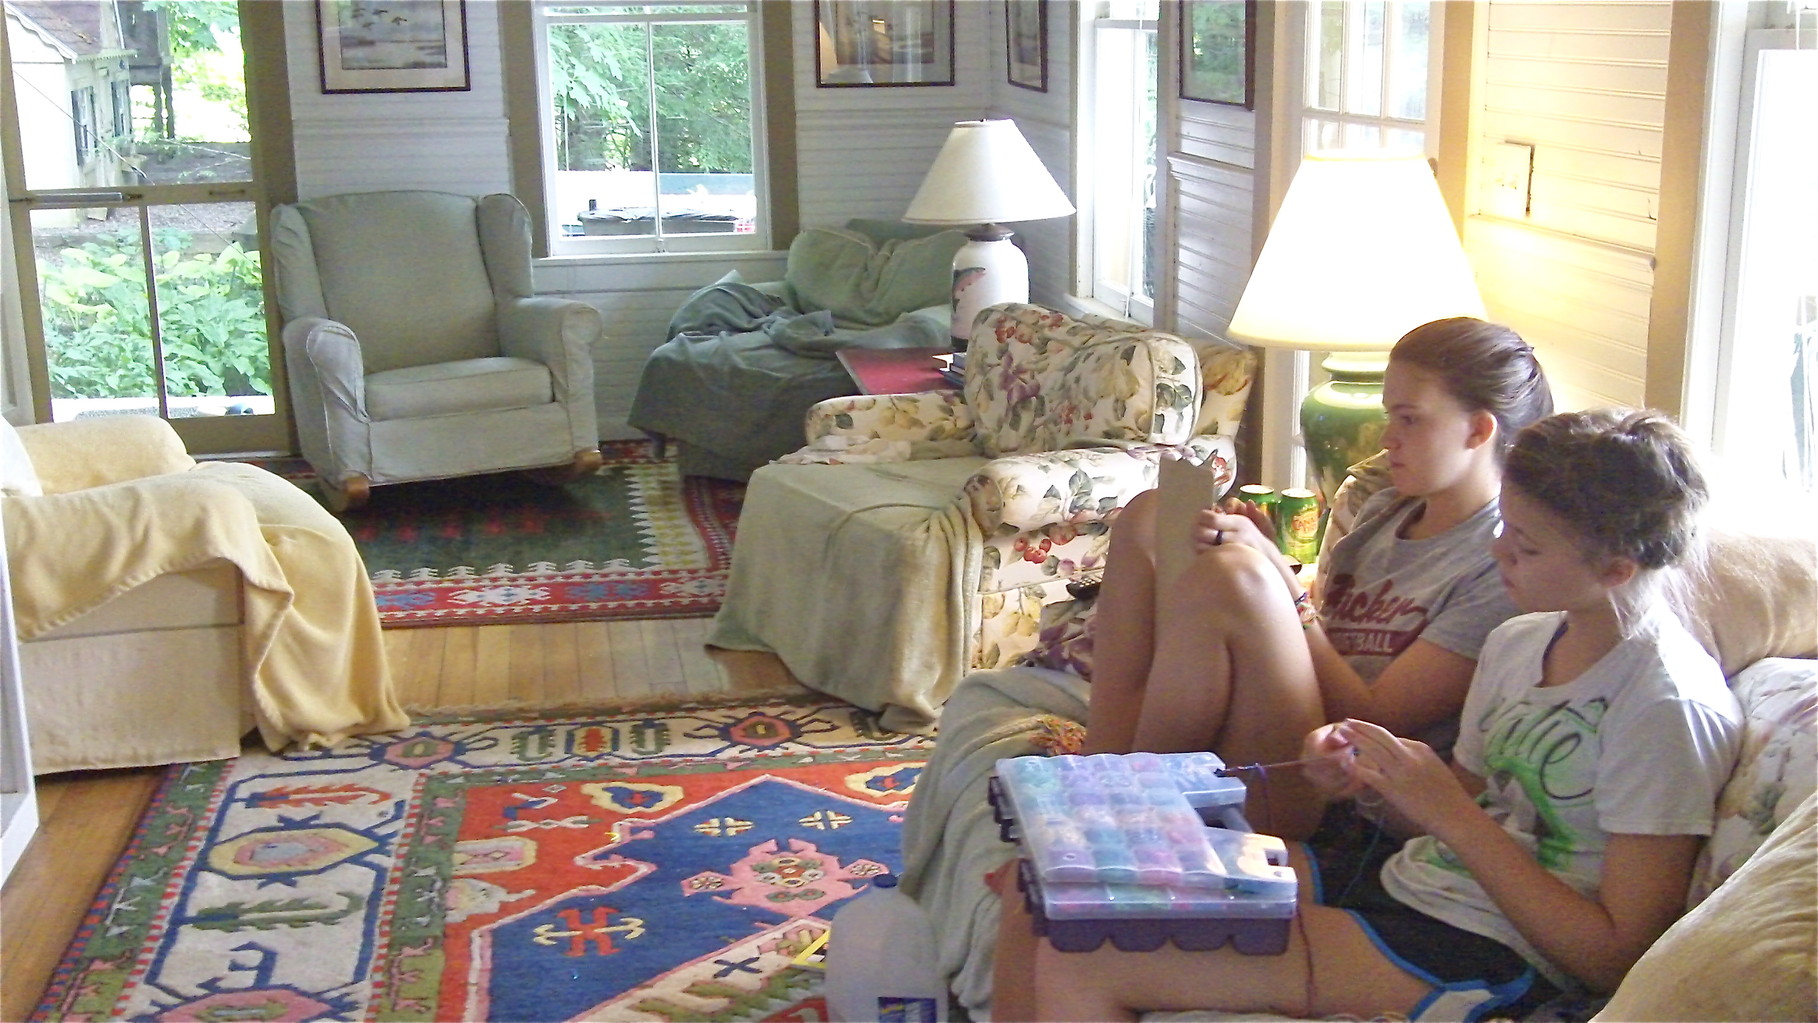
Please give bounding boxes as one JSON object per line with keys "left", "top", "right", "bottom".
{"left": 804, "top": 391, "right": 975, "bottom": 445}
{"left": 17, "top": 416, "right": 196, "bottom": 493}
{"left": 966, "top": 438, "right": 1235, "bottom": 533}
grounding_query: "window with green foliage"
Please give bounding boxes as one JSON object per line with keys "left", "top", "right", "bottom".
{"left": 534, "top": 1, "right": 766, "bottom": 255}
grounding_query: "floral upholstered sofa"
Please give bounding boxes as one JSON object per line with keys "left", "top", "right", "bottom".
{"left": 709, "top": 303, "right": 1257, "bottom": 732}
{"left": 900, "top": 503, "right": 1817, "bottom": 1021}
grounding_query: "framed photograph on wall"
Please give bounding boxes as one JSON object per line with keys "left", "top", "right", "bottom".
{"left": 318, "top": 0, "right": 471, "bottom": 94}
{"left": 1005, "top": 0, "right": 1047, "bottom": 92}
{"left": 815, "top": 0, "right": 955, "bottom": 87}
{"left": 1181, "top": 0, "right": 1255, "bottom": 108}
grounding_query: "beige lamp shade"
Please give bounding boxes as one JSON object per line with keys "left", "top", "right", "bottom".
{"left": 1228, "top": 151, "right": 1484, "bottom": 352}
{"left": 903, "top": 119, "right": 1075, "bottom": 225}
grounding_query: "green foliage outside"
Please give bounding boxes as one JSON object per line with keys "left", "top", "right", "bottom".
{"left": 549, "top": 19, "right": 752, "bottom": 174}
{"left": 141, "top": 0, "right": 249, "bottom": 141}
{"left": 39, "top": 230, "right": 269, "bottom": 400}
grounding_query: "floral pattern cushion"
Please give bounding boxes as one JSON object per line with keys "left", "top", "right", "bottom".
{"left": 963, "top": 304, "right": 1202, "bottom": 458}
{"left": 1689, "top": 657, "right": 1817, "bottom": 907}
{"left": 803, "top": 390, "right": 973, "bottom": 445}
{"left": 1191, "top": 342, "right": 1259, "bottom": 438}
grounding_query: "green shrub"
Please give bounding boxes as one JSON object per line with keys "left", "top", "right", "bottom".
{"left": 39, "top": 228, "right": 270, "bottom": 400}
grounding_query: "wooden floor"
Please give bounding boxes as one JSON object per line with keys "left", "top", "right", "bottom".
{"left": 0, "top": 617, "right": 809, "bottom": 1022}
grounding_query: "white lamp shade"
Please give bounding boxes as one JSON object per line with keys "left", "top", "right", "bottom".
{"left": 1228, "top": 151, "right": 1485, "bottom": 352}
{"left": 903, "top": 119, "right": 1075, "bottom": 226}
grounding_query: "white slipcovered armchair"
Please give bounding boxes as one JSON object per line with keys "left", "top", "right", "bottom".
{"left": 0, "top": 416, "right": 407, "bottom": 774}
{"left": 271, "top": 190, "right": 602, "bottom": 510}
{"left": 709, "top": 303, "right": 1257, "bottom": 732}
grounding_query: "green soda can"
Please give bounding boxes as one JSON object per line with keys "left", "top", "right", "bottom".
{"left": 1278, "top": 487, "right": 1321, "bottom": 564}
{"left": 1237, "top": 484, "right": 1280, "bottom": 545}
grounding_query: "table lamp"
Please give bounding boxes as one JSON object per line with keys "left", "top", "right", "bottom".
{"left": 1227, "top": 150, "right": 1485, "bottom": 502}
{"left": 903, "top": 118, "right": 1076, "bottom": 346}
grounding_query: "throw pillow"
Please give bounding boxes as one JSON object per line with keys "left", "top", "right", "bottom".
{"left": 1687, "top": 656, "right": 1818, "bottom": 907}
{"left": 0, "top": 417, "right": 42, "bottom": 497}
{"left": 1593, "top": 790, "right": 1816, "bottom": 1023}
{"left": 786, "top": 227, "right": 965, "bottom": 328}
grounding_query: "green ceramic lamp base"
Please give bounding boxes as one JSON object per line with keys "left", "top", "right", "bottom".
{"left": 1301, "top": 351, "right": 1389, "bottom": 504}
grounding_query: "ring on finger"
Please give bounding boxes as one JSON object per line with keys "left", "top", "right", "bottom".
{"left": 1212, "top": 529, "right": 1224, "bottom": 546}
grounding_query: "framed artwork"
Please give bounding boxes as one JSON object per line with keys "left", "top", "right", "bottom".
{"left": 318, "top": 0, "right": 470, "bottom": 94}
{"left": 1005, "top": 0, "right": 1047, "bottom": 92}
{"left": 815, "top": 0, "right": 955, "bottom": 87}
{"left": 1181, "top": 0, "right": 1255, "bottom": 108}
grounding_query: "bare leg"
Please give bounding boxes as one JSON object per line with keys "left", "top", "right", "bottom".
{"left": 1135, "top": 543, "right": 1328, "bottom": 837}
{"left": 989, "top": 859, "right": 1042, "bottom": 1023}
{"left": 1023, "top": 847, "right": 1429, "bottom": 1022}
{"left": 1083, "top": 490, "right": 1162, "bottom": 754}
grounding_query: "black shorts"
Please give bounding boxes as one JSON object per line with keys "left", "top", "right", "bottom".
{"left": 1304, "top": 813, "right": 1563, "bottom": 1022}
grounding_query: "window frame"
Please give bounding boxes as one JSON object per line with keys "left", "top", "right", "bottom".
{"left": 1073, "top": 0, "right": 1160, "bottom": 325}
{"left": 1679, "top": 17, "right": 1816, "bottom": 495}
{"left": 525, "top": 0, "right": 772, "bottom": 259}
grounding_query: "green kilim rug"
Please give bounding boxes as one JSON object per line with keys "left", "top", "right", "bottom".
{"left": 254, "top": 441, "right": 743, "bottom": 627}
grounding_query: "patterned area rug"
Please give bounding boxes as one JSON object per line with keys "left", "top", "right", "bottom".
{"left": 251, "top": 441, "right": 743, "bottom": 627}
{"left": 35, "top": 698, "right": 931, "bottom": 1022}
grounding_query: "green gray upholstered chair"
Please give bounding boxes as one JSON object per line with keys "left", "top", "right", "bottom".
{"left": 271, "top": 190, "right": 602, "bottom": 510}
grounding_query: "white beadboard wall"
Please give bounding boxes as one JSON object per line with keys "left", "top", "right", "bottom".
{"left": 1168, "top": 102, "right": 1258, "bottom": 344}
{"left": 1464, "top": 0, "right": 1672, "bottom": 413}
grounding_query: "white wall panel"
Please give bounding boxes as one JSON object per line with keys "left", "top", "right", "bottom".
{"left": 1464, "top": 0, "right": 1672, "bottom": 414}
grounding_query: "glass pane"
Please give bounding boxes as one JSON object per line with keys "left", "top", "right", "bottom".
{"left": 10, "top": 3, "right": 251, "bottom": 192}
{"left": 1389, "top": 2, "right": 1431, "bottom": 120}
{"left": 33, "top": 205, "right": 154, "bottom": 422}
{"left": 1719, "top": 49, "right": 1818, "bottom": 492}
{"left": 550, "top": 22, "right": 658, "bottom": 238}
{"left": 652, "top": 20, "right": 754, "bottom": 236}
{"left": 152, "top": 202, "right": 271, "bottom": 415}
{"left": 1314, "top": 2, "right": 1345, "bottom": 111}
{"left": 33, "top": 201, "right": 269, "bottom": 423}
{"left": 1345, "top": 1, "right": 1385, "bottom": 117}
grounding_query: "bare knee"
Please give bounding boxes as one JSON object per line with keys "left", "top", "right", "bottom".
{"left": 1108, "top": 489, "right": 1160, "bottom": 560}
{"left": 1171, "top": 543, "right": 1290, "bottom": 623}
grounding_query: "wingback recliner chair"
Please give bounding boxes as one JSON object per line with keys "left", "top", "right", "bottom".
{"left": 271, "top": 190, "right": 603, "bottom": 510}
{"left": 708, "top": 303, "right": 1258, "bottom": 732}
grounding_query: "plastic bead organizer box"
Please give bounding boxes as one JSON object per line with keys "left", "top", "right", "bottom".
{"left": 988, "top": 751, "right": 1299, "bottom": 954}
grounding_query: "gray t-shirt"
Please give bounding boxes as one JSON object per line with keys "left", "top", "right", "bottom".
{"left": 1318, "top": 488, "right": 1519, "bottom": 683}
{"left": 1381, "top": 606, "right": 1742, "bottom": 988}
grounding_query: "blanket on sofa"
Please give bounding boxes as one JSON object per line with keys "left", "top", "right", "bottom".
{"left": 5, "top": 453, "right": 407, "bottom": 759}
{"left": 627, "top": 275, "right": 949, "bottom": 480}
{"left": 899, "top": 665, "right": 1091, "bottom": 1016}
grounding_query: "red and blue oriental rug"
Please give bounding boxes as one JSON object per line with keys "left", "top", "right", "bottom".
{"left": 34, "top": 699, "right": 930, "bottom": 1022}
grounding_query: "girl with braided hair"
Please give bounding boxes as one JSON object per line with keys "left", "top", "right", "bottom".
{"left": 992, "top": 409, "right": 1743, "bottom": 1022}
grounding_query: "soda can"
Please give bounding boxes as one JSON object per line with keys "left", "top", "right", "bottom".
{"left": 1236, "top": 484, "right": 1279, "bottom": 543}
{"left": 1278, "top": 488, "right": 1321, "bottom": 564}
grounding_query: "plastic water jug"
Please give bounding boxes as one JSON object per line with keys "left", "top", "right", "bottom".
{"left": 823, "top": 873, "right": 947, "bottom": 1022}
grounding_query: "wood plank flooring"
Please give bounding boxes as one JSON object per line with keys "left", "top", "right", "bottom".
{"left": 0, "top": 617, "right": 809, "bottom": 1022}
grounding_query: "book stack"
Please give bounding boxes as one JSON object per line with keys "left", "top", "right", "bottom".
{"left": 935, "top": 351, "right": 966, "bottom": 388}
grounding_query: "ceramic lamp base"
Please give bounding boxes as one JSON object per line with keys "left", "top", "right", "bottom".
{"left": 950, "top": 225, "right": 1026, "bottom": 346}
{"left": 1301, "top": 351, "right": 1389, "bottom": 504}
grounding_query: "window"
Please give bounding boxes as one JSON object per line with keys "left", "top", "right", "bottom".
{"left": 1302, "top": 1, "right": 1434, "bottom": 154}
{"left": 1702, "top": 25, "right": 1816, "bottom": 495}
{"left": 70, "top": 87, "right": 96, "bottom": 164}
{"left": 1075, "top": 0, "right": 1158, "bottom": 323}
{"left": 111, "top": 79, "right": 131, "bottom": 139}
{"left": 531, "top": 1, "right": 767, "bottom": 256}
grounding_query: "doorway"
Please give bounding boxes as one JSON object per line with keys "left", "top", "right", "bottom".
{"left": 1, "top": 1, "right": 294, "bottom": 454}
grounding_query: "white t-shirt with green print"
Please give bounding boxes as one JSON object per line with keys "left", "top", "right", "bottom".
{"left": 1379, "top": 604, "right": 1742, "bottom": 988}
